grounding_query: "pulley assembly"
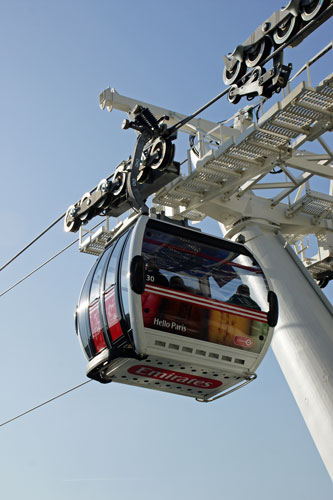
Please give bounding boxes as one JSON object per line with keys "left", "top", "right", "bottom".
{"left": 223, "top": 0, "right": 332, "bottom": 103}
{"left": 64, "top": 106, "right": 179, "bottom": 233}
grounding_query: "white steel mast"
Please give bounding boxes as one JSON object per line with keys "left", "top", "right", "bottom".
{"left": 224, "top": 220, "right": 333, "bottom": 479}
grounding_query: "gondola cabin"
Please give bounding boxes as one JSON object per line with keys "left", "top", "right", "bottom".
{"left": 75, "top": 215, "right": 278, "bottom": 401}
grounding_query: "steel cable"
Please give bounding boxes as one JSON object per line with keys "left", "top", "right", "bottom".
{"left": 0, "top": 380, "right": 91, "bottom": 428}
{"left": 0, "top": 220, "right": 104, "bottom": 298}
{"left": 0, "top": 213, "right": 66, "bottom": 273}
{"left": 0, "top": 238, "right": 78, "bottom": 298}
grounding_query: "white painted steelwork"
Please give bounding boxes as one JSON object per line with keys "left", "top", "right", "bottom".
{"left": 98, "top": 56, "right": 333, "bottom": 282}
{"left": 224, "top": 221, "right": 333, "bottom": 480}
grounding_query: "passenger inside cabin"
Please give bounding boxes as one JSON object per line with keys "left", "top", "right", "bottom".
{"left": 169, "top": 275, "right": 186, "bottom": 291}
{"left": 227, "top": 284, "right": 261, "bottom": 311}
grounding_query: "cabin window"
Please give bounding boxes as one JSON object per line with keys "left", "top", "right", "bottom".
{"left": 105, "top": 233, "right": 127, "bottom": 291}
{"left": 88, "top": 251, "right": 110, "bottom": 354}
{"left": 141, "top": 222, "right": 270, "bottom": 354}
{"left": 142, "top": 225, "right": 268, "bottom": 310}
{"left": 103, "top": 232, "right": 128, "bottom": 343}
{"left": 90, "top": 250, "right": 111, "bottom": 303}
{"left": 77, "top": 261, "right": 98, "bottom": 360}
{"left": 119, "top": 232, "right": 132, "bottom": 327}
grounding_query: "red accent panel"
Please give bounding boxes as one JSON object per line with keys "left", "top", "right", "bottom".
{"left": 128, "top": 365, "right": 222, "bottom": 389}
{"left": 105, "top": 288, "right": 123, "bottom": 341}
{"left": 145, "top": 284, "right": 268, "bottom": 322}
{"left": 142, "top": 291, "right": 164, "bottom": 328}
{"left": 89, "top": 302, "right": 107, "bottom": 353}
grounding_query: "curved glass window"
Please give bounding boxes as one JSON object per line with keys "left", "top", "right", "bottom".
{"left": 77, "top": 261, "right": 98, "bottom": 360}
{"left": 141, "top": 221, "right": 270, "bottom": 354}
{"left": 105, "top": 233, "right": 127, "bottom": 290}
{"left": 104, "top": 232, "right": 127, "bottom": 342}
{"left": 88, "top": 251, "right": 110, "bottom": 354}
{"left": 90, "top": 250, "right": 111, "bottom": 303}
{"left": 119, "top": 232, "right": 132, "bottom": 328}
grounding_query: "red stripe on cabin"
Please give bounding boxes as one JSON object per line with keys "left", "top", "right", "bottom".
{"left": 105, "top": 288, "right": 123, "bottom": 341}
{"left": 88, "top": 301, "right": 107, "bottom": 353}
{"left": 145, "top": 284, "right": 268, "bottom": 323}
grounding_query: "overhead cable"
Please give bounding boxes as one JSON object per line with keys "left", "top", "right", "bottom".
{"left": 0, "top": 380, "right": 91, "bottom": 428}
{"left": 0, "top": 219, "right": 104, "bottom": 298}
{"left": 0, "top": 238, "right": 78, "bottom": 298}
{"left": 0, "top": 182, "right": 108, "bottom": 274}
{"left": 171, "top": 8, "right": 333, "bottom": 135}
{"left": 0, "top": 213, "right": 66, "bottom": 273}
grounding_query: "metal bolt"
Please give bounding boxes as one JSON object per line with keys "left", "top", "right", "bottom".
{"left": 133, "top": 104, "right": 142, "bottom": 115}
{"left": 122, "top": 119, "right": 130, "bottom": 130}
{"left": 99, "top": 181, "right": 109, "bottom": 192}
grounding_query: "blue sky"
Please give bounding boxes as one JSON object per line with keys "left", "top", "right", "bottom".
{"left": 0, "top": 1, "right": 332, "bottom": 499}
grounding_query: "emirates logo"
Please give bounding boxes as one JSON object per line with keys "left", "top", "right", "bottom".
{"left": 128, "top": 365, "right": 222, "bottom": 389}
{"left": 233, "top": 336, "right": 254, "bottom": 348}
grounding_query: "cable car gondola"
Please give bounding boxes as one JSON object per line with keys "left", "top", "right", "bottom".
{"left": 75, "top": 215, "right": 278, "bottom": 402}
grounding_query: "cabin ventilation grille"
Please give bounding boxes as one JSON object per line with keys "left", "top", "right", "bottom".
{"left": 153, "top": 340, "right": 246, "bottom": 366}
